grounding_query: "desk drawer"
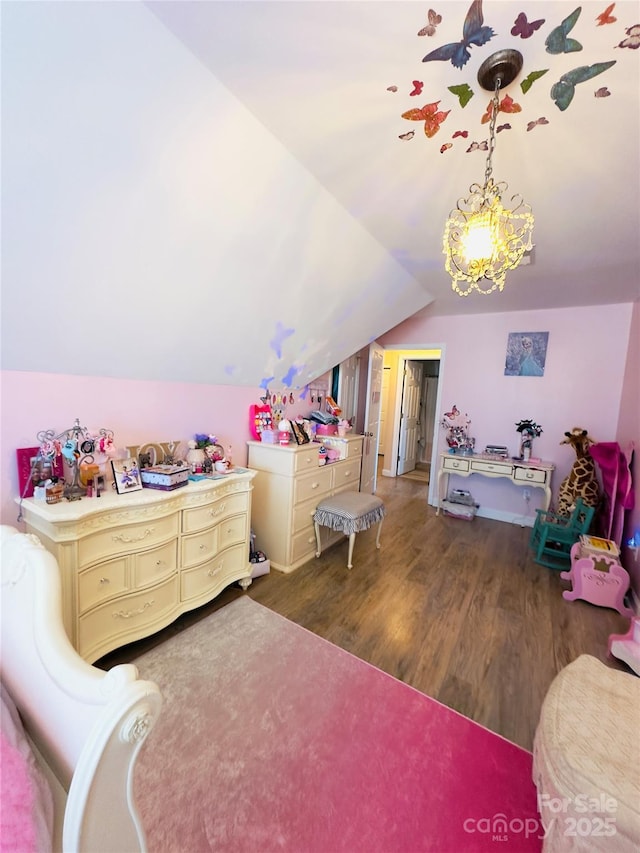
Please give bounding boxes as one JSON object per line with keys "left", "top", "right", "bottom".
{"left": 78, "top": 556, "right": 129, "bottom": 614}
{"left": 134, "top": 539, "right": 178, "bottom": 588}
{"left": 471, "top": 460, "right": 513, "bottom": 476}
{"left": 181, "top": 528, "right": 220, "bottom": 569}
{"left": 442, "top": 457, "right": 471, "bottom": 473}
{"left": 294, "top": 448, "right": 324, "bottom": 474}
{"left": 514, "top": 466, "right": 547, "bottom": 484}
{"left": 180, "top": 543, "right": 247, "bottom": 602}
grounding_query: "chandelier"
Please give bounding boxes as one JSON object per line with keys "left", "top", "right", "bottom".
{"left": 443, "top": 50, "right": 534, "bottom": 296}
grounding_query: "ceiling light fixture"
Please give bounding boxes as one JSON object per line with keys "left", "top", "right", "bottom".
{"left": 443, "top": 49, "right": 534, "bottom": 296}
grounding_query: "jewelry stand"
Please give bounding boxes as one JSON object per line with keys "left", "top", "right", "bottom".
{"left": 18, "top": 419, "right": 114, "bottom": 516}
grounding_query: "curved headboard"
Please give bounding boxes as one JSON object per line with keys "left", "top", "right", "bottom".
{"left": 0, "top": 525, "right": 162, "bottom": 852}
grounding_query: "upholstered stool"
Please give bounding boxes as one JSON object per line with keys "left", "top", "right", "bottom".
{"left": 313, "top": 491, "right": 385, "bottom": 569}
{"left": 532, "top": 655, "right": 640, "bottom": 852}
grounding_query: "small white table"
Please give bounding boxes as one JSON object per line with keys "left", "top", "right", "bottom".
{"left": 436, "top": 452, "right": 554, "bottom": 514}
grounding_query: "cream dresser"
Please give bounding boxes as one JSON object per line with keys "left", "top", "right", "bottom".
{"left": 247, "top": 436, "right": 363, "bottom": 573}
{"left": 18, "top": 470, "right": 256, "bottom": 663}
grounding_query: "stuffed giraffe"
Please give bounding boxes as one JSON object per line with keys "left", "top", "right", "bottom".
{"left": 556, "top": 428, "right": 600, "bottom": 517}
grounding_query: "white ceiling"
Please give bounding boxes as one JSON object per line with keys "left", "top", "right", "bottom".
{"left": 148, "top": 0, "right": 640, "bottom": 317}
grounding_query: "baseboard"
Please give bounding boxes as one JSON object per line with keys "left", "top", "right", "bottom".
{"left": 475, "top": 507, "right": 535, "bottom": 527}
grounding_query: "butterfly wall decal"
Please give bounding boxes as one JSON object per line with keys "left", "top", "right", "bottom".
{"left": 466, "top": 140, "right": 488, "bottom": 153}
{"left": 398, "top": 131, "right": 415, "bottom": 141}
{"left": 452, "top": 130, "right": 469, "bottom": 139}
{"left": 596, "top": 3, "right": 617, "bottom": 26}
{"left": 422, "top": 0, "right": 494, "bottom": 69}
{"left": 418, "top": 9, "right": 442, "bottom": 37}
{"left": 551, "top": 60, "right": 616, "bottom": 110}
{"left": 511, "top": 12, "right": 545, "bottom": 39}
{"left": 401, "top": 101, "right": 450, "bottom": 137}
{"left": 448, "top": 83, "right": 474, "bottom": 107}
{"left": 594, "top": 87, "right": 611, "bottom": 97}
{"left": 410, "top": 80, "right": 424, "bottom": 96}
{"left": 617, "top": 24, "right": 640, "bottom": 49}
{"left": 440, "top": 143, "right": 453, "bottom": 153}
{"left": 481, "top": 93, "right": 521, "bottom": 124}
{"left": 546, "top": 7, "right": 583, "bottom": 54}
{"left": 496, "top": 123, "right": 512, "bottom": 132}
{"left": 526, "top": 117, "right": 549, "bottom": 131}
{"left": 386, "top": 85, "right": 398, "bottom": 93}
{"left": 521, "top": 69, "right": 549, "bottom": 94}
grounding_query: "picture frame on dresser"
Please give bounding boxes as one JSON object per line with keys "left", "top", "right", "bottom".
{"left": 16, "top": 446, "right": 65, "bottom": 499}
{"left": 111, "top": 458, "right": 143, "bottom": 494}
{"left": 291, "top": 421, "right": 310, "bottom": 445}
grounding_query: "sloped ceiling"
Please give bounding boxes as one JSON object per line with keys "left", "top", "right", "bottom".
{"left": 2, "top": 1, "right": 639, "bottom": 390}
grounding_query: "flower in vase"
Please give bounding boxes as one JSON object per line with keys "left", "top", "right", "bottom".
{"left": 515, "top": 419, "right": 543, "bottom": 438}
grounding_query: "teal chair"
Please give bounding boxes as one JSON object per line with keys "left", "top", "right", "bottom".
{"left": 530, "top": 498, "right": 595, "bottom": 570}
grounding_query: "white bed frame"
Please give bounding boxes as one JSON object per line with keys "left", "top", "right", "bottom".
{"left": 1, "top": 525, "right": 162, "bottom": 852}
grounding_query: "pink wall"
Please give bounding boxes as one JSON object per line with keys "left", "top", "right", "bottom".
{"left": 0, "top": 371, "right": 323, "bottom": 527}
{"left": 380, "top": 302, "right": 634, "bottom": 525}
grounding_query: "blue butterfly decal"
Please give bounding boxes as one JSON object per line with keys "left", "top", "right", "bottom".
{"left": 551, "top": 61, "right": 616, "bottom": 110}
{"left": 545, "top": 7, "right": 583, "bottom": 54}
{"left": 422, "top": 0, "right": 494, "bottom": 69}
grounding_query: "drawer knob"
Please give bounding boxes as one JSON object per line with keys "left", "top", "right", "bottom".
{"left": 312, "top": 482, "right": 319, "bottom": 490}
{"left": 156, "top": 560, "right": 164, "bottom": 566}
{"left": 526, "top": 472, "right": 534, "bottom": 479}
{"left": 99, "top": 577, "right": 110, "bottom": 585}
{"left": 199, "top": 544, "right": 207, "bottom": 550}
{"left": 113, "top": 600, "right": 154, "bottom": 620}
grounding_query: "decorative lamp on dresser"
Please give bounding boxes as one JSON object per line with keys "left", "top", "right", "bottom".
{"left": 17, "top": 470, "right": 256, "bottom": 663}
{"left": 247, "top": 435, "right": 363, "bottom": 573}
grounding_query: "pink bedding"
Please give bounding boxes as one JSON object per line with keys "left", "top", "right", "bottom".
{"left": 0, "top": 685, "right": 54, "bottom": 853}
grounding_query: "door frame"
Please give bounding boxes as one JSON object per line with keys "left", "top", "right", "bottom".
{"left": 381, "top": 344, "right": 446, "bottom": 507}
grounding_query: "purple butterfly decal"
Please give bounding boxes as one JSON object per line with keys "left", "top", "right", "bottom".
{"left": 387, "top": 85, "right": 398, "bottom": 93}
{"left": 511, "top": 12, "right": 545, "bottom": 39}
{"left": 526, "top": 117, "right": 549, "bottom": 131}
{"left": 270, "top": 322, "right": 295, "bottom": 359}
{"left": 452, "top": 130, "right": 469, "bottom": 139}
{"left": 418, "top": 9, "right": 442, "bottom": 37}
{"left": 496, "top": 123, "right": 512, "bottom": 132}
{"left": 466, "top": 140, "right": 488, "bottom": 153}
{"left": 398, "top": 131, "right": 415, "bottom": 140}
{"left": 423, "top": 0, "right": 494, "bottom": 69}
{"left": 594, "top": 87, "right": 611, "bottom": 97}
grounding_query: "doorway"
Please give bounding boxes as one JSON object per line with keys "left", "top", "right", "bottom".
{"left": 378, "top": 347, "right": 443, "bottom": 505}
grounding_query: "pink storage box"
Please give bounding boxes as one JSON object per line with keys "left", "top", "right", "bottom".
{"left": 315, "top": 424, "right": 337, "bottom": 436}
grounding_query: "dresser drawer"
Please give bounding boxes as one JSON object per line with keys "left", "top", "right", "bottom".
{"left": 182, "top": 492, "right": 248, "bottom": 534}
{"left": 293, "top": 496, "right": 319, "bottom": 535}
{"left": 218, "top": 513, "right": 248, "bottom": 551}
{"left": 514, "top": 466, "right": 547, "bottom": 484}
{"left": 180, "top": 543, "right": 248, "bottom": 602}
{"left": 291, "top": 527, "right": 319, "bottom": 565}
{"left": 331, "top": 460, "right": 361, "bottom": 491}
{"left": 181, "top": 528, "right": 220, "bottom": 569}
{"left": 294, "top": 448, "right": 324, "bottom": 474}
{"left": 471, "top": 460, "right": 513, "bottom": 476}
{"left": 133, "top": 540, "right": 178, "bottom": 588}
{"left": 442, "top": 457, "right": 471, "bottom": 474}
{"left": 78, "top": 573, "right": 179, "bottom": 660}
{"left": 78, "top": 514, "right": 179, "bottom": 568}
{"left": 78, "top": 556, "right": 129, "bottom": 615}
{"left": 294, "top": 467, "right": 332, "bottom": 505}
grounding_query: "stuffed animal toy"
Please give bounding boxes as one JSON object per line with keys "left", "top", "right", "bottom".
{"left": 557, "top": 428, "right": 600, "bottom": 517}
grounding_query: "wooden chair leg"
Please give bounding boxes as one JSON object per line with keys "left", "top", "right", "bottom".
{"left": 375, "top": 518, "right": 383, "bottom": 549}
{"left": 314, "top": 521, "right": 322, "bottom": 558}
{"left": 347, "top": 532, "right": 356, "bottom": 569}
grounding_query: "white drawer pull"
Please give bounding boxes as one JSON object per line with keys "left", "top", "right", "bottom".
{"left": 209, "top": 503, "right": 226, "bottom": 517}
{"left": 113, "top": 528, "right": 154, "bottom": 544}
{"left": 113, "top": 600, "right": 154, "bottom": 619}
{"left": 207, "top": 563, "right": 223, "bottom": 577}
{"left": 199, "top": 544, "right": 207, "bottom": 550}
{"left": 526, "top": 472, "right": 534, "bottom": 479}
{"left": 156, "top": 560, "right": 164, "bottom": 566}
{"left": 312, "top": 482, "right": 320, "bottom": 490}
{"left": 99, "top": 577, "right": 110, "bottom": 585}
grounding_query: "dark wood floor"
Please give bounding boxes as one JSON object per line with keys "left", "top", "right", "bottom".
{"left": 98, "top": 468, "right": 632, "bottom": 751}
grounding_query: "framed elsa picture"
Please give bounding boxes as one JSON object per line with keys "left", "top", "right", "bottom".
{"left": 504, "top": 332, "right": 549, "bottom": 377}
{"left": 111, "top": 458, "right": 143, "bottom": 495}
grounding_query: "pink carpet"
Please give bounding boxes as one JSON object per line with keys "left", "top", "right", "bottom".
{"left": 134, "top": 597, "right": 543, "bottom": 852}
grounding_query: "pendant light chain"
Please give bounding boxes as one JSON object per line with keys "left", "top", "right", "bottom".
{"left": 484, "top": 78, "right": 501, "bottom": 189}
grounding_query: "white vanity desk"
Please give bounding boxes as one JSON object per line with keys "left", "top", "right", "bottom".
{"left": 436, "top": 452, "right": 554, "bottom": 514}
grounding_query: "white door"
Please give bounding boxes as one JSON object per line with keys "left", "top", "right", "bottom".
{"left": 397, "top": 360, "right": 422, "bottom": 475}
{"left": 360, "top": 342, "right": 384, "bottom": 494}
{"left": 379, "top": 366, "right": 391, "bottom": 453}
